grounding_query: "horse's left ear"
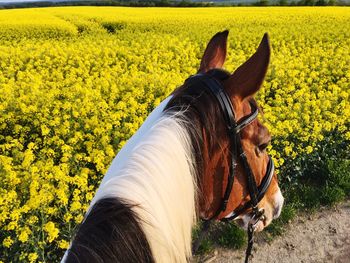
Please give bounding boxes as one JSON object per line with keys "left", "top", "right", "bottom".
{"left": 227, "top": 33, "right": 270, "bottom": 100}
{"left": 198, "top": 30, "right": 229, "bottom": 73}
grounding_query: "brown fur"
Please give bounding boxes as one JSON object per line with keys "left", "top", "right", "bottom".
{"left": 167, "top": 31, "right": 280, "bottom": 220}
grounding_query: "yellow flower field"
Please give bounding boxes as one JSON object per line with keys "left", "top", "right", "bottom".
{"left": 0, "top": 7, "right": 349, "bottom": 262}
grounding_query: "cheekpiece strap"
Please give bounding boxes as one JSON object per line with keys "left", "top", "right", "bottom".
{"left": 221, "top": 157, "right": 275, "bottom": 222}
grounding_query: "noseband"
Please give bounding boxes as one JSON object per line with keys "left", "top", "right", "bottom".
{"left": 186, "top": 70, "right": 275, "bottom": 262}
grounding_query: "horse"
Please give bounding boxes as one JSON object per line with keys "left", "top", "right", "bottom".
{"left": 62, "top": 30, "right": 284, "bottom": 263}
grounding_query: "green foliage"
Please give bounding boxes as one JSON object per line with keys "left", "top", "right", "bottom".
{"left": 327, "top": 159, "right": 350, "bottom": 194}
{"left": 280, "top": 129, "right": 350, "bottom": 210}
{"left": 1, "top": 0, "right": 349, "bottom": 9}
{"left": 0, "top": 0, "right": 215, "bottom": 9}
{"left": 254, "top": 0, "right": 270, "bottom": 6}
{"left": 192, "top": 222, "right": 215, "bottom": 254}
{"left": 192, "top": 221, "right": 246, "bottom": 255}
{"left": 321, "top": 185, "right": 346, "bottom": 205}
{"left": 217, "top": 223, "right": 246, "bottom": 249}
{"left": 266, "top": 204, "right": 296, "bottom": 237}
{"left": 328, "top": 0, "right": 337, "bottom": 5}
{"left": 278, "top": 0, "right": 289, "bottom": 5}
{"left": 197, "top": 238, "right": 215, "bottom": 254}
{"left": 100, "top": 22, "right": 126, "bottom": 33}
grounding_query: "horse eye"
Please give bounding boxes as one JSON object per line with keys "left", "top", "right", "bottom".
{"left": 258, "top": 143, "right": 269, "bottom": 152}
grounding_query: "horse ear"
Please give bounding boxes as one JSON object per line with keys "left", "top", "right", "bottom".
{"left": 198, "top": 30, "right": 229, "bottom": 73}
{"left": 227, "top": 33, "right": 270, "bottom": 100}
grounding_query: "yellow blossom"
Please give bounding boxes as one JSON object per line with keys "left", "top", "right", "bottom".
{"left": 58, "top": 240, "right": 69, "bottom": 249}
{"left": 43, "top": 222, "right": 59, "bottom": 243}
{"left": 28, "top": 253, "right": 38, "bottom": 263}
{"left": 0, "top": 6, "right": 349, "bottom": 262}
{"left": 3, "top": 237, "right": 14, "bottom": 248}
{"left": 18, "top": 227, "right": 31, "bottom": 243}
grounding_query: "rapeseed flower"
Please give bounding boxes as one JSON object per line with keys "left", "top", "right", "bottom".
{"left": 0, "top": 6, "right": 349, "bottom": 262}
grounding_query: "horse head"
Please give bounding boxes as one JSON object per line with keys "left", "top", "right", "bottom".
{"left": 167, "top": 30, "right": 284, "bottom": 232}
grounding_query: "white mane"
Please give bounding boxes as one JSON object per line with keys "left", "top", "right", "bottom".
{"left": 89, "top": 96, "right": 198, "bottom": 262}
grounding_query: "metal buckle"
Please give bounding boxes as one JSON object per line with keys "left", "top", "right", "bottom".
{"left": 248, "top": 208, "right": 265, "bottom": 231}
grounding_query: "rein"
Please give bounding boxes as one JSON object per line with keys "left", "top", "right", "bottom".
{"left": 186, "top": 70, "right": 275, "bottom": 262}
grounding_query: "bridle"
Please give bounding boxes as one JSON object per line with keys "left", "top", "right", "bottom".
{"left": 186, "top": 70, "right": 275, "bottom": 263}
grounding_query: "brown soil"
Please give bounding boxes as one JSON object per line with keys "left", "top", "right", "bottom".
{"left": 194, "top": 200, "right": 350, "bottom": 263}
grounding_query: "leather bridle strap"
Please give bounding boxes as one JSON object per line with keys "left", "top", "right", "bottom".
{"left": 185, "top": 73, "right": 275, "bottom": 218}
{"left": 222, "top": 157, "right": 274, "bottom": 221}
{"left": 190, "top": 74, "right": 264, "bottom": 219}
{"left": 236, "top": 103, "right": 259, "bottom": 133}
{"left": 185, "top": 73, "right": 237, "bottom": 218}
{"left": 186, "top": 71, "right": 275, "bottom": 262}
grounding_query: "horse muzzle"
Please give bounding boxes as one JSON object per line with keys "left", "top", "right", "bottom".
{"left": 235, "top": 187, "right": 284, "bottom": 232}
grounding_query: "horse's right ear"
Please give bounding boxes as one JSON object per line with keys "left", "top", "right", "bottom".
{"left": 198, "top": 30, "right": 229, "bottom": 73}
{"left": 226, "top": 33, "right": 270, "bottom": 100}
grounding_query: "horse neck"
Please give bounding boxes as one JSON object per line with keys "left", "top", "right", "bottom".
{"left": 91, "top": 99, "right": 197, "bottom": 262}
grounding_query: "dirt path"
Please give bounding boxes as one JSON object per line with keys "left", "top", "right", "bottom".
{"left": 196, "top": 200, "right": 350, "bottom": 263}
